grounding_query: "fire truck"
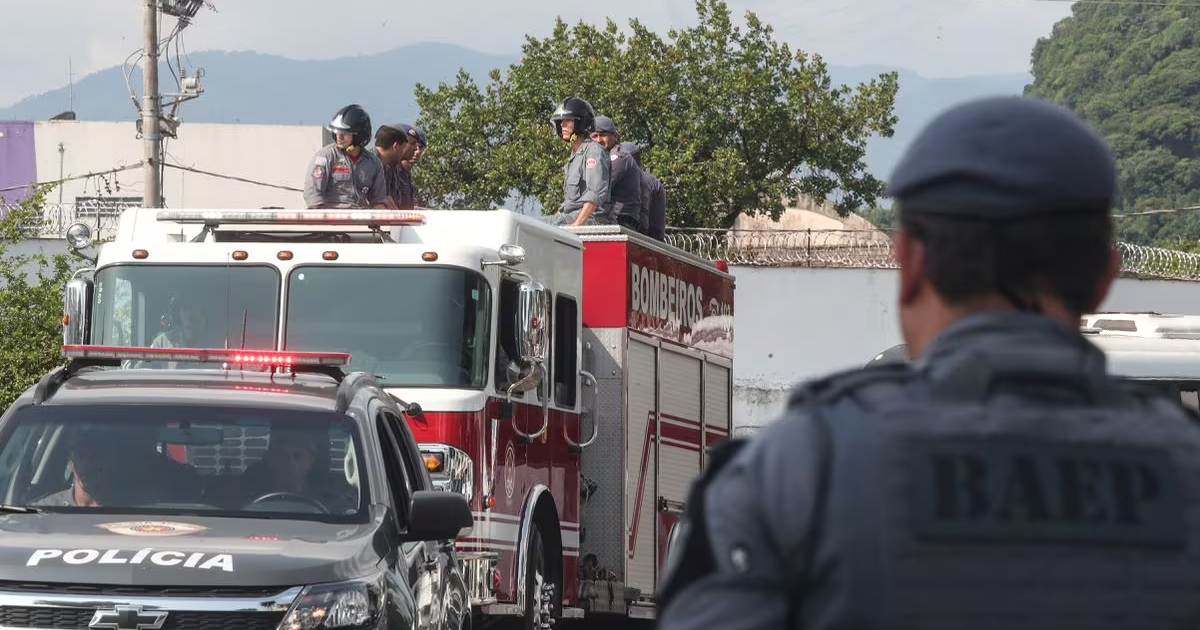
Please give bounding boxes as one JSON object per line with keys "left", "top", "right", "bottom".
{"left": 58, "top": 208, "right": 736, "bottom": 628}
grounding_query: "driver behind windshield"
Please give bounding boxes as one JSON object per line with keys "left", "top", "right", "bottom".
{"left": 32, "top": 433, "right": 144, "bottom": 507}
{"left": 213, "top": 427, "right": 357, "bottom": 513}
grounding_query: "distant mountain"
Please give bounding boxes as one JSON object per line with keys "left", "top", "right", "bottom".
{"left": 0, "top": 42, "right": 1030, "bottom": 181}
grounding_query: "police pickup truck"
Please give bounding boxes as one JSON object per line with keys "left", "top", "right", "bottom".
{"left": 0, "top": 344, "right": 473, "bottom": 630}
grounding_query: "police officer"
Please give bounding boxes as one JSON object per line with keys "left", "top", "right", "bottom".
{"left": 592, "top": 116, "right": 643, "bottom": 230}
{"left": 543, "top": 97, "right": 614, "bottom": 227}
{"left": 303, "top": 104, "right": 389, "bottom": 209}
{"left": 629, "top": 144, "right": 667, "bottom": 240}
{"left": 657, "top": 95, "right": 1200, "bottom": 629}
{"left": 403, "top": 125, "right": 427, "bottom": 207}
{"left": 373, "top": 123, "right": 420, "bottom": 209}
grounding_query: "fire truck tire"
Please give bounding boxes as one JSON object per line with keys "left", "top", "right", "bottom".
{"left": 523, "top": 521, "right": 562, "bottom": 630}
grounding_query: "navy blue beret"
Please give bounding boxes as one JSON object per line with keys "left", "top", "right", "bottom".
{"left": 886, "top": 96, "right": 1117, "bottom": 219}
{"left": 594, "top": 116, "right": 618, "bottom": 134}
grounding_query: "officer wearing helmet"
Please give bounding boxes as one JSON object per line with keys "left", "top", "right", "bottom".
{"left": 657, "top": 95, "right": 1200, "bottom": 629}
{"left": 303, "top": 104, "right": 389, "bottom": 209}
{"left": 544, "top": 97, "right": 614, "bottom": 227}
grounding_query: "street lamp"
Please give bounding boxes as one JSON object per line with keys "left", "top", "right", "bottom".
{"left": 158, "top": 0, "right": 206, "bottom": 20}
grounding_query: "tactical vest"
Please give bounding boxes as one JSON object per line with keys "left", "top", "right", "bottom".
{"left": 659, "top": 343, "right": 1200, "bottom": 629}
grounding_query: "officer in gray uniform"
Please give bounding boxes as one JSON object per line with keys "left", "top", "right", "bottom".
{"left": 590, "top": 116, "right": 643, "bottom": 230}
{"left": 543, "top": 96, "right": 614, "bottom": 227}
{"left": 303, "top": 104, "right": 389, "bottom": 209}
{"left": 657, "top": 95, "right": 1200, "bottom": 629}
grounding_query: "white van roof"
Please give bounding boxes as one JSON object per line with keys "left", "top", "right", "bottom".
{"left": 1081, "top": 312, "right": 1200, "bottom": 339}
{"left": 1084, "top": 334, "right": 1200, "bottom": 380}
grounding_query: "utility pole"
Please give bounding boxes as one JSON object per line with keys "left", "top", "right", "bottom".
{"left": 142, "top": 0, "right": 162, "bottom": 208}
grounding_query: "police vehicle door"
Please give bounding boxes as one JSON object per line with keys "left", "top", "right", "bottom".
{"left": 375, "top": 401, "right": 446, "bottom": 629}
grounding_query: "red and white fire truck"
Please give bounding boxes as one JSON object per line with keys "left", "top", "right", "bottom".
{"left": 60, "top": 208, "right": 735, "bottom": 627}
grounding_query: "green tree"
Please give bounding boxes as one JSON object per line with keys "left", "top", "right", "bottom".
{"left": 0, "top": 187, "right": 74, "bottom": 409}
{"left": 413, "top": 0, "right": 899, "bottom": 228}
{"left": 1026, "top": 1, "right": 1200, "bottom": 243}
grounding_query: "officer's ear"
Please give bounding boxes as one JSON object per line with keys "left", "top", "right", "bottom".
{"left": 893, "top": 228, "right": 925, "bottom": 306}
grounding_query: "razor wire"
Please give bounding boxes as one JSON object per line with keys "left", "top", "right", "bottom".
{"left": 665, "top": 229, "right": 1200, "bottom": 282}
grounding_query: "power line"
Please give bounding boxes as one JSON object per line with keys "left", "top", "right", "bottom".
{"left": 162, "top": 162, "right": 302, "bottom": 192}
{"left": 0, "top": 163, "right": 145, "bottom": 195}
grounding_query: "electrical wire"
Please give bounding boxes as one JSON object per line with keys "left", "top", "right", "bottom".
{"left": 0, "top": 163, "right": 145, "bottom": 194}
{"left": 162, "top": 163, "right": 303, "bottom": 193}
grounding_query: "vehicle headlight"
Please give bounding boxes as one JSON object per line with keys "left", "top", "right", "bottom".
{"left": 419, "top": 443, "right": 474, "bottom": 502}
{"left": 278, "top": 575, "right": 383, "bottom": 630}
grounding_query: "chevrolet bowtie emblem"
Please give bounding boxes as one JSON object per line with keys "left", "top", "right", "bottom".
{"left": 88, "top": 605, "right": 169, "bottom": 630}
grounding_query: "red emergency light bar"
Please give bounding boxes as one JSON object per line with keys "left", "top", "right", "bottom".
{"left": 155, "top": 210, "right": 426, "bottom": 226}
{"left": 61, "top": 345, "right": 351, "bottom": 367}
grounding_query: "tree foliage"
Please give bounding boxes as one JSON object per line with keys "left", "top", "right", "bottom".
{"left": 413, "top": 0, "right": 899, "bottom": 228}
{"left": 1026, "top": 1, "right": 1200, "bottom": 244}
{"left": 0, "top": 188, "right": 73, "bottom": 410}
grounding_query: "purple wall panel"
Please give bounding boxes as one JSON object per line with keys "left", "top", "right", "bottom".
{"left": 0, "top": 121, "right": 38, "bottom": 214}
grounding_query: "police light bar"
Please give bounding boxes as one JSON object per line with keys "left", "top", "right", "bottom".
{"left": 61, "top": 345, "right": 351, "bottom": 367}
{"left": 155, "top": 210, "right": 426, "bottom": 226}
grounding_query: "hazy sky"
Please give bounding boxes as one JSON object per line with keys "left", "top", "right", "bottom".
{"left": 0, "top": 0, "right": 1071, "bottom": 107}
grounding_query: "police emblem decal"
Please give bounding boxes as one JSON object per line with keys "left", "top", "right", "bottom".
{"left": 96, "top": 521, "right": 207, "bottom": 537}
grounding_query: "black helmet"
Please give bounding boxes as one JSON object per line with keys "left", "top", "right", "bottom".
{"left": 550, "top": 96, "right": 596, "bottom": 136}
{"left": 865, "top": 343, "right": 910, "bottom": 367}
{"left": 327, "top": 104, "right": 372, "bottom": 148}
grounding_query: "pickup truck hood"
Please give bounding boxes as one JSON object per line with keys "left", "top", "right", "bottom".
{"left": 0, "top": 511, "right": 388, "bottom": 587}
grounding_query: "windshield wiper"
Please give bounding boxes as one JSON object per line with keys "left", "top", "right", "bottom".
{"left": 0, "top": 504, "right": 39, "bottom": 514}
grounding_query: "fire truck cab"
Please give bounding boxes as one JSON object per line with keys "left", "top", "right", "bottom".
{"left": 59, "top": 208, "right": 735, "bottom": 628}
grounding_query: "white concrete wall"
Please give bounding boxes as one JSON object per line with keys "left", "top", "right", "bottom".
{"left": 34, "top": 120, "right": 322, "bottom": 213}
{"left": 730, "top": 266, "right": 1200, "bottom": 434}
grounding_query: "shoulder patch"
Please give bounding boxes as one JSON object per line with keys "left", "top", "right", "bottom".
{"left": 787, "top": 362, "right": 914, "bottom": 409}
{"left": 585, "top": 157, "right": 598, "bottom": 169}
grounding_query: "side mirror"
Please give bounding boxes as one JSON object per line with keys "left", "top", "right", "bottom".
{"left": 62, "top": 277, "right": 93, "bottom": 346}
{"left": 408, "top": 490, "right": 473, "bottom": 541}
{"left": 514, "top": 280, "right": 550, "bottom": 364}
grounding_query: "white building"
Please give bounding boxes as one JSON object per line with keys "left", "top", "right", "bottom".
{"left": 1, "top": 120, "right": 324, "bottom": 238}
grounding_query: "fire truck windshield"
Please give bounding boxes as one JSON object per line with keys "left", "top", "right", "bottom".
{"left": 284, "top": 265, "right": 491, "bottom": 388}
{"left": 89, "top": 265, "right": 281, "bottom": 366}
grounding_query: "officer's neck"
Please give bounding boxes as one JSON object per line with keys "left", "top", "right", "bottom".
{"left": 905, "top": 293, "right": 1080, "bottom": 359}
{"left": 571, "top": 135, "right": 586, "bottom": 152}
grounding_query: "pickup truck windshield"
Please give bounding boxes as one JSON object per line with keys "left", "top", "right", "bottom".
{"left": 0, "top": 404, "right": 367, "bottom": 522}
{"left": 89, "top": 264, "right": 281, "bottom": 366}
{"left": 284, "top": 265, "right": 491, "bottom": 388}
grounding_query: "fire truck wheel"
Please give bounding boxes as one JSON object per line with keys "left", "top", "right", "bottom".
{"left": 523, "top": 521, "right": 561, "bottom": 630}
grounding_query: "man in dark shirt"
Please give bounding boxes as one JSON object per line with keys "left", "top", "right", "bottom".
{"left": 372, "top": 123, "right": 419, "bottom": 209}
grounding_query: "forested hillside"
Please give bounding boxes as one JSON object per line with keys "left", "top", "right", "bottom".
{"left": 1026, "top": 1, "right": 1200, "bottom": 247}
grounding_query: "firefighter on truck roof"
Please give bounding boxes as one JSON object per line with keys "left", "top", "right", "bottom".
{"left": 303, "top": 104, "right": 390, "bottom": 210}
{"left": 542, "top": 96, "right": 615, "bottom": 227}
{"left": 657, "top": 95, "right": 1200, "bottom": 629}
